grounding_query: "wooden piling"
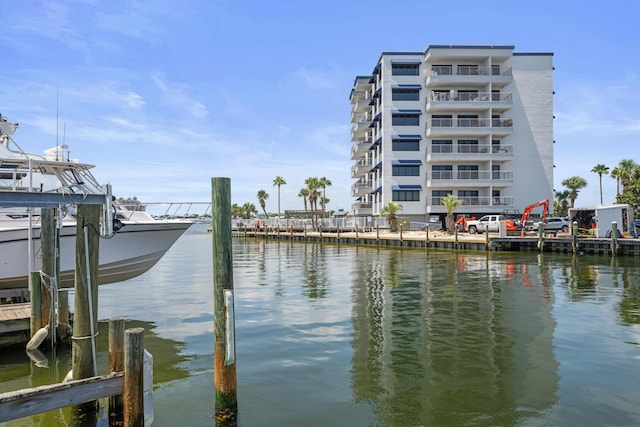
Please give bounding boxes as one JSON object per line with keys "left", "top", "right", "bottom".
{"left": 72, "top": 204, "right": 100, "bottom": 415}
{"left": 29, "top": 271, "right": 42, "bottom": 338}
{"left": 211, "top": 178, "right": 238, "bottom": 424}
{"left": 572, "top": 221, "right": 578, "bottom": 254}
{"left": 538, "top": 224, "right": 545, "bottom": 251}
{"left": 124, "top": 327, "right": 145, "bottom": 427}
{"left": 56, "top": 290, "right": 69, "bottom": 343}
{"left": 611, "top": 221, "right": 618, "bottom": 255}
{"left": 109, "top": 318, "right": 125, "bottom": 424}
{"left": 40, "top": 208, "right": 56, "bottom": 345}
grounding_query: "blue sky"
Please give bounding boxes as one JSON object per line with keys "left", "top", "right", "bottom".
{"left": 2, "top": 0, "right": 639, "bottom": 215}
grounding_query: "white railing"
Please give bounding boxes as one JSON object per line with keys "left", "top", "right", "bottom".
{"left": 430, "top": 171, "right": 514, "bottom": 180}
{"left": 430, "top": 118, "right": 513, "bottom": 128}
{"left": 428, "top": 144, "right": 513, "bottom": 154}
{"left": 428, "top": 196, "right": 515, "bottom": 207}
{"left": 429, "top": 91, "right": 512, "bottom": 102}
{"left": 428, "top": 66, "right": 513, "bottom": 77}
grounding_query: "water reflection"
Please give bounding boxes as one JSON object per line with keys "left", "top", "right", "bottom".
{"left": 351, "top": 249, "right": 560, "bottom": 426}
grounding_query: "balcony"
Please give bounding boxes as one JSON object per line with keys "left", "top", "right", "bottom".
{"left": 426, "top": 66, "right": 513, "bottom": 87}
{"left": 427, "top": 144, "right": 513, "bottom": 161}
{"left": 351, "top": 160, "right": 373, "bottom": 179}
{"left": 351, "top": 181, "right": 372, "bottom": 197}
{"left": 350, "top": 141, "right": 370, "bottom": 160}
{"left": 427, "top": 117, "right": 513, "bottom": 137}
{"left": 427, "top": 170, "right": 514, "bottom": 186}
{"left": 427, "top": 91, "right": 512, "bottom": 112}
{"left": 427, "top": 196, "right": 515, "bottom": 208}
{"left": 351, "top": 202, "right": 373, "bottom": 216}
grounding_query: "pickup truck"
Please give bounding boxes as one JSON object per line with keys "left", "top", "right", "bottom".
{"left": 465, "top": 215, "right": 518, "bottom": 234}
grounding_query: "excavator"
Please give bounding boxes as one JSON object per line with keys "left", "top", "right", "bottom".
{"left": 454, "top": 216, "right": 475, "bottom": 231}
{"left": 520, "top": 199, "right": 550, "bottom": 237}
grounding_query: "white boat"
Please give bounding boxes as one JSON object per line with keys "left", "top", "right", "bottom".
{"left": 0, "top": 114, "right": 192, "bottom": 291}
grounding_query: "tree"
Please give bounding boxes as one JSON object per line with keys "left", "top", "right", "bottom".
{"left": 611, "top": 166, "right": 622, "bottom": 197}
{"left": 616, "top": 162, "right": 640, "bottom": 217}
{"left": 381, "top": 202, "right": 403, "bottom": 232}
{"left": 561, "top": 176, "right": 587, "bottom": 208}
{"left": 272, "top": 176, "right": 287, "bottom": 219}
{"left": 591, "top": 164, "right": 609, "bottom": 205}
{"left": 241, "top": 203, "right": 257, "bottom": 219}
{"left": 298, "top": 188, "right": 310, "bottom": 214}
{"left": 305, "top": 177, "right": 320, "bottom": 229}
{"left": 616, "top": 159, "right": 638, "bottom": 191}
{"left": 441, "top": 194, "right": 463, "bottom": 233}
{"left": 319, "top": 177, "right": 332, "bottom": 216}
{"left": 231, "top": 203, "right": 243, "bottom": 218}
{"left": 257, "top": 189, "right": 269, "bottom": 218}
{"left": 554, "top": 190, "right": 570, "bottom": 217}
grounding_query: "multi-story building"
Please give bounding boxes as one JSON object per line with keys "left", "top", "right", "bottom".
{"left": 349, "top": 44, "right": 554, "bottom": 223}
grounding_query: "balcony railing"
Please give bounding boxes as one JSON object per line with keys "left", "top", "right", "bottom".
{"left": 430, "top": 118, "right": 513, "bottom": 128}
{"left": 428, "top": 196, "right": 514, "bottom": 207}
{"left": 352, "top": 202, "right": 372, "bottom": 210}
{"left": 428, "top": 66, "right": 513, "bottom": 77}
{"left": 351, "top": 182, "right": 372, "bottom": 196}
{"left": 430, "top": 171, "right": 514, "bottom": 180}
{"left": 351, "top": 160, "right": 373, "bottom": 177}
{"left": 428, "top": 144, "right": 513, "bottom": 154}
{"left": 429, "top": 91, "right": 512, "bottom": 102}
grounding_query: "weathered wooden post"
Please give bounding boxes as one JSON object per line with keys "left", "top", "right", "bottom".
{"left": 124, "top": 327, "right": 145, "bottom": 427}
{"left": 40, "top": 208, "right": 56, "bottom": 346}
{"left": 572, "top": 221, "right": 579, "bottom": 254}
{"left": 485, "top": 227, "right": 490, "bottom": 251}
{"left": 56, "top": 290, "right": 70, "bottom": 343}
{"left": 211, "top": 178, "right": 238, "bottom": 425}
{"left": 72, "top": 203, "right": 100, "bottom": 417}
{"left": 425, "top": 225, "right": 429, "bottom": 243}
{"left": 611, "top": 221, "right": 618, "bottom": 256}
{"left": 109, "top": 318, "right": 125, "bottom": 425}
{"left": 29, "top": 271, "right": 42, "bottom": 338}
{"left": 537, "top": 224, "right": 545, "bottom": 251}
{"left": 454, "top": 226, "right": 458, "bottom": 246}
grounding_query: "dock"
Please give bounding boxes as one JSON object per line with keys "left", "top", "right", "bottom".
{"left": 238, "top": 229, "right": 640, "bottom": 257}
{"left": 0, "top": 303, "right": 31, "bottom": 347}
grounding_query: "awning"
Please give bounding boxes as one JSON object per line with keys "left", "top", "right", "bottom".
{"left": 392, "top": 84, "right": 422, "bottom": 89}
{"left": 371, "top": 186, "right": 382, "bottom": 194}
{"left": 392, "top": 185, "right": 423, "bottom": 190}
{"left": 370, "top": 162, "right": 382, "bottom": 172}
{"left": 392, "top": 160, "right": 422, "bottom": 165}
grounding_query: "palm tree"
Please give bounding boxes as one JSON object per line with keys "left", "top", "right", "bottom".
{"left": 241, "top": 202, "right": 257, "bottom": 219}
{"left": 319, "top": 177, "right": 332, "bottom": 217}
{"left": 616, "top": 159, "right": 638, "bottom": 191}
{"left": 231, "top": 203, "right": 243, "bottom": 218}
{"left": 257, "top": 189, "right": 269, "bottom": 218}
{"left": 554, "top": 190, "right": 570, "bottom": 216}
{"left": 441, "top": 194, "right": 463, "bottom": 233}
{"left": 305, "top": 177, "right": 320, "bottom": 229}
{"left": 272, "top": 176, "right": 287, "bottom": 219}
{"left": 611, "top": 166, "right": 622, "bottom": 197}
{"left": 298, "top": 188, "right": 310, "bottom": 214}
{"left": 591, "top": 164, "right": 609, "bottom": 205}
{"left": 381, "top": 202, "right": 403, "bottom": 232}
{"left": 561, "top": 176, "right": 587, "bottom": 208}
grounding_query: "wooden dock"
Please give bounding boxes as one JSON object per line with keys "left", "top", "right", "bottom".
{"left": 0, "top": 303, "right": 31, "bottom": 347}
{"left": 239, "top": 229, "right": 640, "bottom": 257}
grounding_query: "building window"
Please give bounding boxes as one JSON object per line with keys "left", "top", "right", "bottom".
{"left": 432, "top": 165, "right": 452, "bottom": 179}
{"left": 393, "top": 139, "right": 420, "bottom": 151}
{"left": 431, "top": 140, "right": 452, "bottom": 153}
{"left": 393, "top": 190, "right": 420, "bottom": 201}
{"left": 492, "top": 165, "right": 501, "bottom": 179}
{"left": 431, "top": 190, "right": 452, "bottom": 205}
{"left": 431, "top": 115, "right": 452, "bottom": 127}
{"left": 392, "top": 63, "right": 420, "bottom": 75}
{"left": 392, "top": 88, "right": 420, "bottom": 101}
{"left": 458, "top": 165, "right": 479, "bottom": 179}
{"left": 458, "top": 65, "right": 479, "bottom": 75}
{"left": 392, "top": 113, "right": 420, "bottom": 126}
{"left": 458, "top": 139, "right": 479, "bottom": 153}
{"left": 431, "top": 65, "right": 452, "bottom": 75}
{"left": 392, "top": 165, "right": 420, "bottom": 176}
{"left": 458, "top": 190, "right": 479, "bottom": 206}
{"left": 458, "top": 115, "right": 478, "bottom": 127}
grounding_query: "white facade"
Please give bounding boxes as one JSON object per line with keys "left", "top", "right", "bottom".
{"left": 349, "top": 45, "right": 554, "bottom": 222}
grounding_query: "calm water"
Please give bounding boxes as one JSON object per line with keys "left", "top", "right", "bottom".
{"left": 2, "top": 223, "right": 640, "bottom": 426}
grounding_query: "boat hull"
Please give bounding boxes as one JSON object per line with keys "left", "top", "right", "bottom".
{"left": 0, "top": 221, "right": 192, "bottom": 290}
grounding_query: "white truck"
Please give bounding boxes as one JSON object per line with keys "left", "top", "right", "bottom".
{"left": 465, "top": 215, "right": 517, "bottom": 234}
